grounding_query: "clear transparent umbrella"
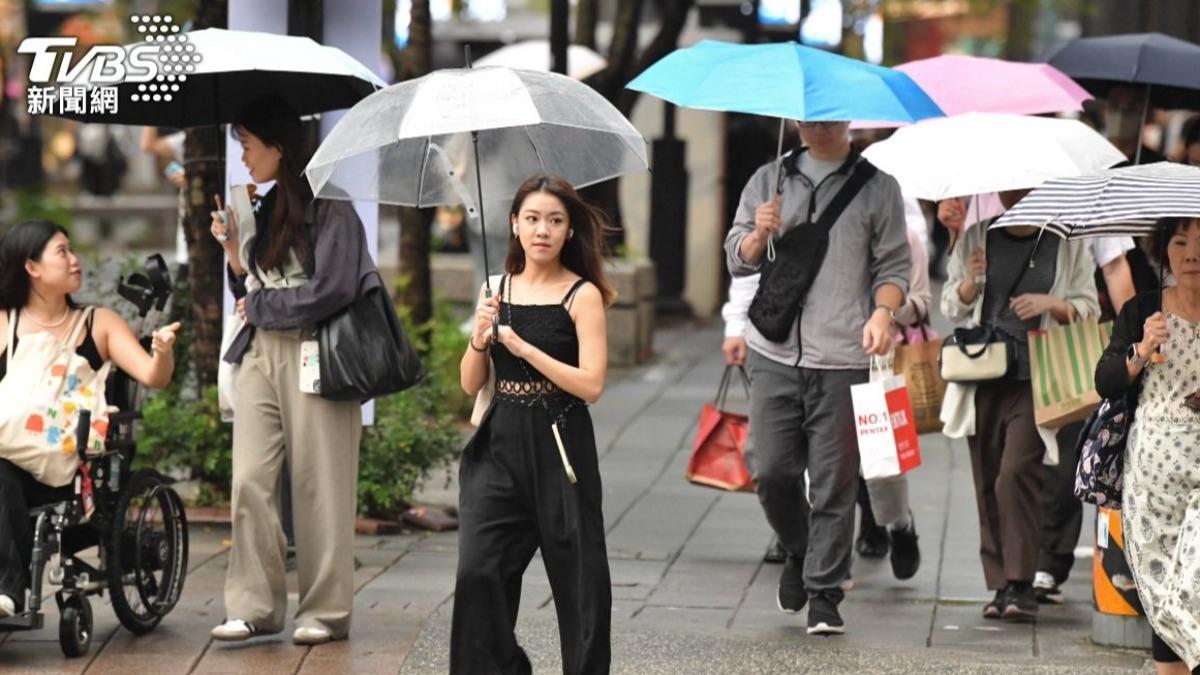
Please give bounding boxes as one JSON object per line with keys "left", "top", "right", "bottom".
{"left": 304, "top": 66, "right": 648, "bottom": 212}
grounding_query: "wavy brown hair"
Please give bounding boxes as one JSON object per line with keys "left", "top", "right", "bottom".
{"left": 504, "top": 175, "right": 617, "bottom": 307}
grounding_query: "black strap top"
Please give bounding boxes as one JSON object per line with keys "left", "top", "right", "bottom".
{"left": 492, "top": 275, "right": 587, "bottom": 411}
{"left": 0, "top": 310, "right": 103, "bottom": 382}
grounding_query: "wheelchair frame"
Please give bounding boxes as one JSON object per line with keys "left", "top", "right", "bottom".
{"left": 0, "top": 254, "right": 189, "bottom": 657}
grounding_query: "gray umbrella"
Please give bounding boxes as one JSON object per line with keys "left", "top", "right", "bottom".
{"left": 1044, "top": 32, "right": 1200, "bottom": 111}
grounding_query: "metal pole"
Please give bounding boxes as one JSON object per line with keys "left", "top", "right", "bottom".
{"left": 550, "top": 0, "right": 569, "bottom": 75}
{"left": 1134, "top": 84, "right": 1151, "bottom": 165}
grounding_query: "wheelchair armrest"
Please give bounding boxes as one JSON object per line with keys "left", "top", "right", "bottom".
{"left": 107, "top": 410, "right": 142, "bottom": 425}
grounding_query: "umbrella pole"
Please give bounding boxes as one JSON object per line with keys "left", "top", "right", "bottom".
{"left": 464, "top": 45, "right": 497, "bottom": 307}
{"left": 1152, "top": 223, "right": 1168, "bottom": 365}
{"left": 465, "top": 130, "right": 489, "bottom": 297}
{"left": 1134, "top": 84, "right": 1151, "bottom": 165}
{"left": 767, "top": 117, "right": 786, "bottom": 262}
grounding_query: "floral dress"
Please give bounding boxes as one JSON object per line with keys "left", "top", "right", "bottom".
{"left": 1123, "top": 313, "right": 1200, "bottom": 668}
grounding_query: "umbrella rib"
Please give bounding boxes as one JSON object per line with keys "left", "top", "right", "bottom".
{"left": 415, "top": 137, "right": 432, "bottom": 209}
{"left": 522, "top": 125, "right": 548, "bottom": 175}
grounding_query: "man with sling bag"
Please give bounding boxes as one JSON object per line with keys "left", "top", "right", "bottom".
{"left": 724, "top": 120, "right": 910, "bottom": 635}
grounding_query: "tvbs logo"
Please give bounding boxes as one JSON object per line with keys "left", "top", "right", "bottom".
{"left": 20, "top": 37, "right": 159, "bottom": 86}
{"left": 19, "top": 15, "right": 199, "bottom": 115}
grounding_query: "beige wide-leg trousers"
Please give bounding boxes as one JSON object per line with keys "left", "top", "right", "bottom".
{"left": 225, "top": 329, "right": 362, "bottom": 637}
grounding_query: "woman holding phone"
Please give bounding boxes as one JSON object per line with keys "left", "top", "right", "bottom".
{"left": 207, "top": 97, "right": 377, "bottom": 646}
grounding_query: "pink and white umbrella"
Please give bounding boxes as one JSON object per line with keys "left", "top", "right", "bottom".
{"left": 854, "top": 54, "right": 1091, "bottom": 129}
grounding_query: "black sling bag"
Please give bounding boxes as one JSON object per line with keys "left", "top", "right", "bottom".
{"left": 748, "top": 160, "right": 878, "bottom": 343}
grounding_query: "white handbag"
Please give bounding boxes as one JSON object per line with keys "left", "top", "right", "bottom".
{"left": 938, "top": 333, "right": 1014, "bottom": 383}
{"left": 468, "top": 274, "right": 504, "bottom": 427}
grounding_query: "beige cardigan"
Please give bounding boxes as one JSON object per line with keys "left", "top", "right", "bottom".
{"left": 938, "top": 223, "right": 1100, "bottom": 465}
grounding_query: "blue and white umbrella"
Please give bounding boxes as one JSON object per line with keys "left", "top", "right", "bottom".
{"left": 990, "top": 162, "right": 1200, "bottom": 238}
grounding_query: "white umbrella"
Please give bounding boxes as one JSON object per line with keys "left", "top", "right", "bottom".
{"left": 304, "top": 66, "right": 648, "bottom": 211}
{"left": 861, "top": 112, "right": 1127, "bottom": 201}
{"left": 55, "top": 28, "right": 386, "bottom": 127}
{"left": 476, "top": 41, "right": 607, "bottom": 81}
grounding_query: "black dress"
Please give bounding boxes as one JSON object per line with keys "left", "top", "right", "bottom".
{"left": 450, "top": 275, "right": 611, "bottom": 675}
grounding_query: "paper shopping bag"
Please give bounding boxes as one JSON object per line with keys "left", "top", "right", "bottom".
{"left": 1028, "top": 319, "right": 1113, "bottom": 428}
{"left": 893, "top": 336, "right": 946, "bottom": 435}
{"left": 686, "top": 366, "right": 754, "bottom": 492}
{"left": 851, "top": 371, "right": 922, "bottom": 481}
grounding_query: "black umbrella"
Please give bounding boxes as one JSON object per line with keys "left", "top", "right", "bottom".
{"left": 1044, "top": 32, "right": 1200, "bottom": 111}
{"left": 53, "top": 29, "right": 385, "bottom": 127}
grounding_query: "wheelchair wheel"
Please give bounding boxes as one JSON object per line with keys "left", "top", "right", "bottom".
{"left": 59, "top": 593, "right": 93, "bottom": 658}
{"left": 106, "top": 469, "right": 188, "bottom": 634}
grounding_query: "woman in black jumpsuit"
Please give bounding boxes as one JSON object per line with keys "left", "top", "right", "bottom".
{"left": 453, "top": 175, "right": 615, "bottom": 675}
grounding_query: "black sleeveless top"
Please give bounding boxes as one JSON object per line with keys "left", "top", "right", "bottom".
{"left": 0, "top": 310, "right": 103, "bottom": 382}
{"left": 492, "top": 274, "right": 587, "bottom": 414}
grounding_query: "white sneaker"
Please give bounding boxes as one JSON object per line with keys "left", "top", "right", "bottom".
{"left": 293, "top": 626, "right": 333, "bottom": 645}
{"left": 211, "top": 619, "right": 260, "bottom": 641}
{"left": 0, "top": 594, "right": 16, "bottom": 618}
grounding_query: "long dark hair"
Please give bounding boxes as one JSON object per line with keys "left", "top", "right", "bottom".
{"left": 0, "top": 220, "right": 80, "bottom": 312}
{"left": 505, "top": 175, "right": 617, "bottom": 307}
{"left": 232, "top": 96, "right": 314, "bottom": 274}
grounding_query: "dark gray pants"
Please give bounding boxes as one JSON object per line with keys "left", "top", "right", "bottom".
{"left": 746, "top": 350, "right": 866, "bottom": 591}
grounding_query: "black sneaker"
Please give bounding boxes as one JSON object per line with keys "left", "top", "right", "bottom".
{"left": 1033, "top": 572, "right": 1065, "bottom": 605}
{"left": 982, "top": 589, "right": 1006, "bottom": 620}
{"left": 776, "top": 555, "right": 807, "bottom": 614}
{"left": 855, "top": 523, "right": 890, "bottom": 559}
{"left": 806, "top": 591, "right": 845, "bottom": 635}
{"left": 763, "top": 536, "right": 787, "bottom": 564}
{"left": 888, "top": 515, "right": 920, "bottom": 580}
{"left": 1003, "top": 583, "right": 1039, "bottom": 623}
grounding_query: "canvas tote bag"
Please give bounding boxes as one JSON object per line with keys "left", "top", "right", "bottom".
{"left": 0, "top": 309, "right": 111, "bottom": 487}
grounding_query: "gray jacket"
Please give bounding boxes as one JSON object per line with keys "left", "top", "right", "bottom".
{"left": 223, "top": 198, "right": 380, "bottom": 365}
{"left": 724, "top": 149, "right": 910, "bottom": 370}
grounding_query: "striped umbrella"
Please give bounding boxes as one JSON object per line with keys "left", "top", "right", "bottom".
{"left": 990, "top": 162, "right": 1200, "bottom": 238}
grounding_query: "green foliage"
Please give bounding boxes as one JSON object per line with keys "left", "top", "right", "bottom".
{"left": 134, "top": 286, "right": 471, "bottom": 517}
{"left": 136, "top": 385, "right": 232, "bottom": 506}
{"left": 356, "top": 299, "right": 471, "bottom": 517}
{"left": 356, "top": 385, "right": 463, "bottom": 518}
{"left": 14, "top": 190, "right": 73, "bottom": 229}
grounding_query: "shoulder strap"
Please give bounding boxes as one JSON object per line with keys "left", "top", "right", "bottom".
{"left": 4, "top": 309, "right": 14, "bottom": 362}
{"left": 985, "top": 229, "right": 1044, "bottom": 324}
{"left": 498, "top": 274, "right": 509, "bottom": 302}
{"left": 812, "top": 160, "right": 878, "bottom": 236}
{"left": 562, "top": 278, "right": 587, "bottom": 310}
{"left": 65, "top": 308, "right": 91, "bottom": 348}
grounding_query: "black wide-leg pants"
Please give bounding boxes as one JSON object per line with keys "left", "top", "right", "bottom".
{"left": 450, "top": 402, "right": 611, "bottom": 675}
{"left": 0, "top": 458, "right": 73, "bottom": 605}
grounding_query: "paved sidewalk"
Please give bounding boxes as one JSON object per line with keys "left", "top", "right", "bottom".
{"left": 1, "top": 320, "right": 1155, "bottom": 674}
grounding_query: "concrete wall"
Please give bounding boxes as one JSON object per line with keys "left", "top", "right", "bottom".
{"left": 621, "top": 97, "right": 726, "bottom": 319}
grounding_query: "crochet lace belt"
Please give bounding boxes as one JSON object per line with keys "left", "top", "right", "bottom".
{"left": 494, "top": 379, "right": 582, "bottom": 410}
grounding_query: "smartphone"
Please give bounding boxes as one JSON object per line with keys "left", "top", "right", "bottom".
{"left": 164, "top": 161, "right": 184, "bottom": 179}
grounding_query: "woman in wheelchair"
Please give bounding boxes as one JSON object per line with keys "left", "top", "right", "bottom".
{"left": 0, "top": 220, "right": 181, "bottom": 618}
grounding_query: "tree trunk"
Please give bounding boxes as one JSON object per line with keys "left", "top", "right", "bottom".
{"left": 575, "top": 0, "right": 598, "bottom": 49}
{"left": 1003, "top": 0, "right": 1036, "bottom": 61}
{"left": 386, "top": 0, "right": 435, "bottom": 325}
{"left": 615, "top": 0, "right": 694, "bottom": 118}
{"left": 183, "top": 0, "right": 227, "bottom": 389}
{"left": 586, "top": 0, "right": 694, "bottom": 244}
